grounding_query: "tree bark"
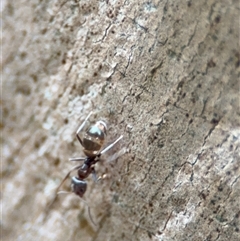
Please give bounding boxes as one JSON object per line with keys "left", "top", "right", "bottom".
{"left": 2, "top": 0, "right": 239, "bottom": 241}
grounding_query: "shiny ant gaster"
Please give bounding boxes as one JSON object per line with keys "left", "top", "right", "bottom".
{"left": 56, "top": 111, "right": 123, "bottom": 200}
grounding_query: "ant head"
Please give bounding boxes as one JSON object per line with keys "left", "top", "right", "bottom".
{"left": 71, "top": 177, "right": 87, "bottom": 198}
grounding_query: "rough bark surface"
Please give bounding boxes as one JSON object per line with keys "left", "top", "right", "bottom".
{"left": 2, "top": 0, "right": 239, "bottom": 241}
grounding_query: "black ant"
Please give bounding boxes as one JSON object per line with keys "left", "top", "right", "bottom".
{"left": 55, "top": 112, "right": 123, "bottom": 222}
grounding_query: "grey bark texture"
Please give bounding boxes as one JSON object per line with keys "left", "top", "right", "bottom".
{"left": 2, "top": 0, "right": 239, "bottom": 241}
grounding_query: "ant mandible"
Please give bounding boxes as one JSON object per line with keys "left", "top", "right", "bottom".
{"left": 56, "top": 111, "right": 123, "bottom": 199}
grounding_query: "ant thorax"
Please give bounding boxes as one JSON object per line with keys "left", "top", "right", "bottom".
{"left": 82, "top": 121, "right": 107, "bottom": 157}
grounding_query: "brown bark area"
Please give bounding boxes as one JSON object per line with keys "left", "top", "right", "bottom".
{"left": 2, "top": 0, "right": 239, "bottom": 241}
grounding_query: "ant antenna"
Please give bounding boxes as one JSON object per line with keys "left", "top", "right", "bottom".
{"left": 81, "top": 198, "right": 97, "bottom": 226}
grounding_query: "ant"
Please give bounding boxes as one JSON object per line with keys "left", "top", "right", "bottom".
{"left": 56, "top": 112, "right": 123, "bottom": 219}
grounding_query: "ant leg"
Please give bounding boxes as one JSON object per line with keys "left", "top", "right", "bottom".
{"left": 91, "top": 167, "right": 98, "bottom": 182}
{"left": 100, "top": 135, "right": 123, "bottom": 155}
{"left": 91, "top": 166, "right": 108, "bottom": 182}
{"left": 76, "top": 111, "right": 92, "bottom": 145}
{"left": 76, "top": 112, "right": 92, "bottom": 134}
{"left": 47, "top": 164, "right": 83, "bottom": 210}
{"left": 107, "top": 147, "right": 127, "bottom": 163}
{"left": 56, "top": 164, "right": 82, "bottom": 193}
{"left": 69, "top": 157, "right": 86, "bottom": 162}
